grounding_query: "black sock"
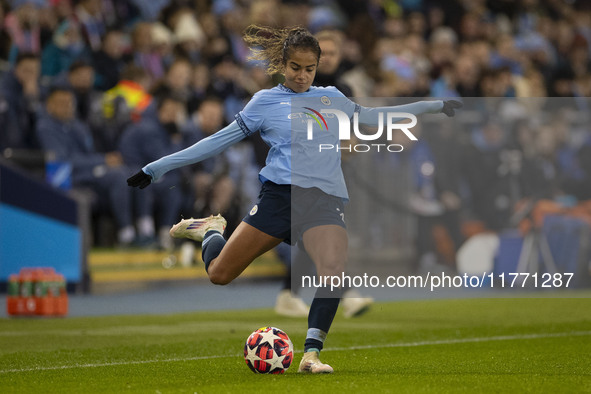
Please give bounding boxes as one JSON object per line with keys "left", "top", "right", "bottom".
{"left": 304, "top": 287, "right": 342, "bottom": 352}
{"left": 202, "top": 230, "right": 225, "bottom": 272}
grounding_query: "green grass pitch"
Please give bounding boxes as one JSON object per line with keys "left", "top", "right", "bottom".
{"left": 1, "top": 295, "right": 590, "bottom": 393}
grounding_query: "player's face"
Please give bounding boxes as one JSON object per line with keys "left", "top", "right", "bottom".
{"left": 283, "top": 49, "right": 318, "bottom": 93}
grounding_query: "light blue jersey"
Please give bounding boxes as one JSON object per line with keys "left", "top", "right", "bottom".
{"left": 235, "top": 84, "right": 357, "bottom": 199}
{"left": 143, "top": 84, "right": 443, "bottom": 200}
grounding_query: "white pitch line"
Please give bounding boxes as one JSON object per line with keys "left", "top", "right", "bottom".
{"left": 327, "top": 330, "right": 591, "bottom": 351}
{"left": 2, "top": 330, "right": 589, "bottom": 374}
{"left": 0, "top": 354, "right": 235, "bottom": 374}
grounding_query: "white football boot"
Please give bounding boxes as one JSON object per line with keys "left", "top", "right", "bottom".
{"left": 169, "top": 214, "right": 227, "bottom": 242}
{"left": 342, "top": 289, "right": 374, "bottom": 318}
{"left": 274, "top": 289, "right": 309, "bottom": 318}
{"left": 298, "top": 351, "right": 334, "bottom": 374}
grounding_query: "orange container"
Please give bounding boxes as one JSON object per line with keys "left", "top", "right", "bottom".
{"left": 54, "top": 273, "right": 68, "bottom": 316}
{"left": 6, "top": 274, "right": 20, "bottom": 316}
{"left": 33, "top": 268, "right": 54, "bottom": 316}
{"left": 19, "top": 270, "right": 36, "bottom": 316}
{"left": 6, "top": 267, "right": 68, "bottom": 317}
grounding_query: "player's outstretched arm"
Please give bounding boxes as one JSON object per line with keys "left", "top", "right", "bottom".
{"left": 357, "top": 99, "right": 463, "bottom": 126}
{"left": 126, "top": 120, "right": 247, "bottom": 189}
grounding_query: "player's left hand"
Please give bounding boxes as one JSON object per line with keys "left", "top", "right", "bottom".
{"left": 127, "top": 170, "right": 152, "bottom": 189}
{"left": 441, "top": 100, "right": 463, "bottom": 117}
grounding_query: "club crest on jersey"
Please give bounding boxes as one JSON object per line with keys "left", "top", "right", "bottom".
{"left": 321, "top": 96, "right": 331, "bottom": 106}
{"left": 249, "top": 205, "right": 258, "bottom": 216}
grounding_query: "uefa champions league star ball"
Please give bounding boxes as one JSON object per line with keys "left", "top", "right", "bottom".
{"left": 244, "top": 326, "right": 294, "bottom": 374}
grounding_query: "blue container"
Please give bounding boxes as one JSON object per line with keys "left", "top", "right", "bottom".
{"left": 46, "top": 161, "right": 72, "bottom": 190}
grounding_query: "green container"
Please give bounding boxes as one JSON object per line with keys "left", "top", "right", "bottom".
{"left": 48, "top": 277, "right": 60, "bottom": 297}
{"left": 7, "top": 275, "right": 19, "bottom": 296}
{"left": 20, "top": 277, "right": 33, "bottom": 297}
{"left": 58, "top": 277, "right": 67, "bottom": 295}
{"left": 34, "top": 279, "right": 49, "bottom": 297}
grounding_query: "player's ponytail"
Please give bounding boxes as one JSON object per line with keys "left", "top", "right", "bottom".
{"left": 243, "top": 25, "right": 321, "bottom": 75}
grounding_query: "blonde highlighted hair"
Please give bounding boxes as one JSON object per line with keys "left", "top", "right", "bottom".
{"left": 243, "top": 25, "right": 321, "bottom": 75}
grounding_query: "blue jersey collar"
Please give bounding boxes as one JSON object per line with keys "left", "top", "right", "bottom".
{"left": 278, "top": 83, "right": 311, "bottom": 93}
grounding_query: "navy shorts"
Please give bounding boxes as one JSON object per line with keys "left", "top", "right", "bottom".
{"left": 243, "top": 181, "right": 346, "bottom": 245}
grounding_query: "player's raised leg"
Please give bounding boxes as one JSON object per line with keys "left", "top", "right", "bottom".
{"left": 171, "top": 216, "right": 282, "bottom": 285}
{"left": 207, "top": 221, "right": 283, "bottom": 284}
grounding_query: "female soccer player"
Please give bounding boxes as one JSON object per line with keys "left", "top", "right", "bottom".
{"left": 127, "top": 25, "right": 462, "bottom": 373}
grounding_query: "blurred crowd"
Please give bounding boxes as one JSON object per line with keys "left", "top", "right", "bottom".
{"left": 0, "top": 0, "right": 590, "bottom": 257}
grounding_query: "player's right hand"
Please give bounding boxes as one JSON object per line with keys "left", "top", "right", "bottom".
{"left": 127, "top": 170, "right": 152, "bottom": 189}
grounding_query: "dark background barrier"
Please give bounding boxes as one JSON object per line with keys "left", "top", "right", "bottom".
{"left": 0, "top": 161, "right": 83, "bottom": 285}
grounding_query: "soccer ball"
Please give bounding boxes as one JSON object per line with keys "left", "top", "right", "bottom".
{"left": 244, "top": 326, "right": 294, "bottom": 374}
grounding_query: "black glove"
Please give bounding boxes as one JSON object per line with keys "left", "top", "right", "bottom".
{"left": 127, "top": 170, "right": 152, "bottom": 189}
{"left": 441, "top": 100, "right": 463, "bottom": 117}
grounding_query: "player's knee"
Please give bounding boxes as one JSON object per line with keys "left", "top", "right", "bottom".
{"left": 207, "top": 265, "right": 233, "bottom": 285}
{"left": 208, "top": 272, "right": 232, "bottom": 285}
{"left": 317, "top": 255, "right": 346, "bottom": 277}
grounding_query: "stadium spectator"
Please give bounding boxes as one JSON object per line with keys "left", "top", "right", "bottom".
{"left": 151, "top": 22, "right": 175, "bottom": 68}
{"left": 187, "top": 62, "right": 212, "bottom": 114}
{"left": 461, "top": 116, "right": 527, "bottom": 232}
{"left": 529, "top": 124, "right": 565, "bottom": 199}
{"left": 119, "top": 94, "right": 186, "bottom": 249}
{"left": 479, "top": 68, "right": 514, "bottom": 97}
{"left": 127, "top": 0, "right": 170, "bottom": 22}
{"left": 542, "top": 113, "right": 587, "bottom": 199}
{"left": 151, "top": 57, "right": 193, "bottom": 109}
{"left": 4, "top": 0, "right": 43, "bottom": 60}
{"left": 165, "top": 6, "right": 205, "bottom": 62}
{"left": 51, "top": 0, "right": 75, "bottom": 23}
{"left": 313, "top": 30, "right": 352, "bottom": 97}
{"left": 453, "top": 55, "right": 481, "bottom": 97}
{"left": 36, "top": 86, "right": 136, "bottom": 246}
{"left": 90, "top": 64, "right": 152, "bottom": 153}
{"left": 429, "top": 26, "right": 458, "bottom": 72}
{"left": 208, "top": 56, "right": 252, "bottom": 119}
{"left": 64, "top": 60, "right": 97, "bottom": 123}
{"left": 0, "top": 52, "right": 41, "bottom": 150}
{"left": 91, "top": 28, "right": 126, "bottom": 91}
{"left": 74, "top": 0, "right": 107, "bottom": 51}
{"left": 131, "top": 21, "right": 165, "bottom": 81}
{"left": 40, "top": 19, "right": 87, "bottom": 78}
{"left": 215, "top": 3, "right": 251, "bottom": 64}
{"left": 490, "top": 34, "right": 523, "bottom": 76}
{"left": 549, "top": 68, "right": 577, "bottom": 98}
